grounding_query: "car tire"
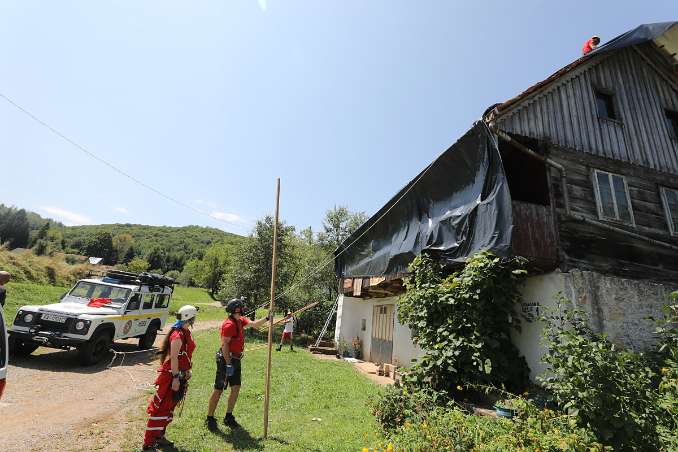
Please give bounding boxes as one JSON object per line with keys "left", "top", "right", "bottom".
{"left": 9, "top": 337, "right": 39, "bottom": 357}
{"left": 78, "top": 330, "right": 112, "bottom": 365}
{"left": 138, "top": 324, "right": 159, "bottom": 350}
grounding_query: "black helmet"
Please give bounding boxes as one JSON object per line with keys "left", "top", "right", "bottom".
{"left": 226, "top": 298, "right": 246, "bottom": 315}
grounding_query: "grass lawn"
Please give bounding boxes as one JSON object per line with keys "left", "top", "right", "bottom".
{"left": 170, "top": 286, "right": 225, "bottom": 322}
{"left": 2, "top": 281, "right": 68, "bottom": 325}
{"left": 123, "top": 329, "right": 382, "bottom": 451}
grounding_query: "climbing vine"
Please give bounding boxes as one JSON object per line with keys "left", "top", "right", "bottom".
{"left": 398, "top": 251, "right": 529, "bottom": 393}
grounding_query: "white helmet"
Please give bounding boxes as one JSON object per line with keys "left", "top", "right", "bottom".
{"left": 176, "top": 305, "right": 198, "bottom": 321}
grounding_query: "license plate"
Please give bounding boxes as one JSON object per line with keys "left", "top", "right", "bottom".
{"left": 41, "top": 313, "right": 67, "bottom": 323}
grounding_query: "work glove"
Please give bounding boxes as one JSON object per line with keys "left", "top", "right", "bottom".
{"left": 225, "top": 364, "right": 235, "bottom": 377}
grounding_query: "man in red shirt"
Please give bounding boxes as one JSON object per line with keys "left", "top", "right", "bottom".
{"left": 206, "top": 298, "right": 269, "bottom": 431}
{"left": 582, "top": 35, "right": 600, "bottom": 55}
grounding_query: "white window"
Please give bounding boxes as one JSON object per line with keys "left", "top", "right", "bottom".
{"left": 592, "top": 169, "right": 634, "bottom": 224}
{"left": 660, "top": 187, "right": 678, "bottom": 235}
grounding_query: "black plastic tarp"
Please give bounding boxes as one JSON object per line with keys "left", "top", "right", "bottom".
{"left": 590, "top": 21, "right": 677, "bottom": 56}
{"left": 335, "top": 122, "right": 512, "bottom": 278}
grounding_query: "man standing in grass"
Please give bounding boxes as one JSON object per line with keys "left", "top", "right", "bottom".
{"left": 276, "top": 310, "right": 294, "bottom": 352}
{"left": 0, "top": 271, "right": 10, "bottom": 307}
{"left": 206, "top": 298, "right": 269, "bottom": 431}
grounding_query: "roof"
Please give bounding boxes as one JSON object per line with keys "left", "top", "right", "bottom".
{"left": 487, "top": 22, "right": 678, "bottom": 120}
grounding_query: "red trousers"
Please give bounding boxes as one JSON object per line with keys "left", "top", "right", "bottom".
{"left": 144, "top": 372, "right": 181, "bottom": 447}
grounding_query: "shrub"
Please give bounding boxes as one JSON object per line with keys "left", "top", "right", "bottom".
{"left": 655, "top": 301, "right": 678, "bottom": 450}
{"left": 164, "top": 270, "right": 180, "bottom": 281}
{"left": 370, "top": 385, "right": 442, "bottom": 432}
{"left": 383, "top": 401, "right": 606, "bottom": 451}
{"left": 539, "top": 298, "right": 664, "bottom": 450}
{"left": 398, "top": 252, "right": 529, "bottom": 393}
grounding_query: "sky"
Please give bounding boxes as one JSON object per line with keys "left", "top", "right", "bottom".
{"left": 0, "top": 1, "right": 675, "bottom": 235}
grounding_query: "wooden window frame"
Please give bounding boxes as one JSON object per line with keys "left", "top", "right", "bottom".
{"left": 664, "top": 109, "right": 678, "bottom": 141}
{"left": 591, "top": 169, "right": 635, "bottom": 226}
{"left": 660, "top": 186, "right": 678, "bottom": 236}
{"left": 593, "top": 87, "right": 621, "bottom": 124}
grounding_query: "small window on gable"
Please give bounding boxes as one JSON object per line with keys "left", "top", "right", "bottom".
{"left": 592, "top": 169, "right": 634, "bottom": 224}
{"left": 595, "top": 90, "right": 617, "bottom": 120}
{"left": 665, "top": 110, "right": 678, "bottom": 140}
{"left": 661, "top": 187, "right": 678, "bottom": 235}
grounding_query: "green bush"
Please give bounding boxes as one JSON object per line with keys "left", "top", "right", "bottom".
{"left": 539, "top": 298, "right": 665, "bottom": 450}
{"left": 398, "top": 252, "right": 529, "bottom": 393}
{"left": 655, "top": 300, "right": 678, "bottom": 450}
{"left": 370, "top": 385, "right": 437, "bottom": 431}
{"left": 383, "top": 400, "right": 606, "bottom": 451}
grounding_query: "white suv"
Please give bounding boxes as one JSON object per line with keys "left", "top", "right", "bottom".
{"left": 9, "top": 271, "right": 173, "bottom": 365}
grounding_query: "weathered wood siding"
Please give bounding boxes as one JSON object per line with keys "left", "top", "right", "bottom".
{"left": 511, "top": 201, "right": 558, "bottom": 269}
{"left": 547, "top": 146, "right": 678, "bottom": 282}
{"left": 496, "top": 45, "right": 678, "bottom": 175}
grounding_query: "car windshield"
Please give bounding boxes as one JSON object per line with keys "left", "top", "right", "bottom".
{"left": 67, "top": 282, "right": 131, "bottom": 305}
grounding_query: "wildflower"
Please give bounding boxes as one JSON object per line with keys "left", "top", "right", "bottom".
{"left": 456, "top": 385, "right": 463, "bottom": 391}
{"left": 661, "top": 367, "right": 668, "bottom": 375}
{"left": 362, "top": 448, "right": 369, "bottom": 452}
{"left": 387, "top": 445, "right": 394, "bottom": 452}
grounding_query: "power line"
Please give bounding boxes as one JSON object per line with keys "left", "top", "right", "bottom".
{"left": 0, "top": 92, "right": 247, "bottom": 232}
{"left": 1, "top": 90, "right": 440, "bottom": 313}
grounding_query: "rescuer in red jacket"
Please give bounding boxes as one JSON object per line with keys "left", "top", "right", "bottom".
{"left": 583, "top": 35, "right": 601, "bottom": 55}
{"left": 143, "top": 305, "right": 198, "bottom": 451}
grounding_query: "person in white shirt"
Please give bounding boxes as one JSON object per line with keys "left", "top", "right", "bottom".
{"left": 276, "top": 310, "right": 295, "bottom": 352}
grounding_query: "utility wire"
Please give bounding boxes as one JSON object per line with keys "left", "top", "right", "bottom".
{"left": 1, "top": 90, "right": 439, "bottom": 313}
{"left": 0, "top": 92, "right": 246, "bottom": 231}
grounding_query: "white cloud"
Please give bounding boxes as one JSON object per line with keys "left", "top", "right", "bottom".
{"left": 113, "top": 207, "right": 129, "bottom": 214}
{"left": 210, "top": 211, "right": 246, "bottom": 224}
{"left": 257, "top": 0, "right": 267, "bottom": 12}
{"left": 40, "top": 206, "right": 93, "bottom": 226}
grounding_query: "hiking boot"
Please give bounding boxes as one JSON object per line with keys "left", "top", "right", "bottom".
{"left": 290, "top": 345, "right": 294, "bottom": 351}
{"left": 276, "top": 345, "right": 281, "bottom": 351}
{"left": 156, "top": 436, "right": 174, "bottom": 447}
{"left": 142, "top": 445, "right": 159, "bottom": 451}
{"left": 206, "top": 416, "right": 218, "bottom": 432}
{"left": 224, "top": 413, "right": 241, "bottom": 429}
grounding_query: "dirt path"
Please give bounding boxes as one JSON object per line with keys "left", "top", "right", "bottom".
{"left": 0, "top": 320, "right": 222, "bottom": 452}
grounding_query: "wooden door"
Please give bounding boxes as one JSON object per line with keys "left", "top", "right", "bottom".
{"left": 371, "top": 304, "right": 394, "bottom": 364}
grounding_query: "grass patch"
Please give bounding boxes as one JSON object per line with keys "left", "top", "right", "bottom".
{"left": 123, "top": 329, "right": 381, "bottom": 451}
{"left": 2, "top": 281, "right": 68, "bottom": 325}
{"left": 170, "top": 287, "right": 225, "bottom": 322}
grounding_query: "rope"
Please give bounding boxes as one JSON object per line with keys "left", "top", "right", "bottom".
{"left": 106, "top": 347, "right": 158, "bottom": 390}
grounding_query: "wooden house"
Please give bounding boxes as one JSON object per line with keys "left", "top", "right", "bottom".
{"left": 334, "top": 22, "right": 678, "bottom": 379}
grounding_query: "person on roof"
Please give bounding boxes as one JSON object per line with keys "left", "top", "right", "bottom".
{"left": 143, "top": 305, "right": 198, "bottom": 451}
{"left": 582, "top": 35, "right": 601, "bottom": 55}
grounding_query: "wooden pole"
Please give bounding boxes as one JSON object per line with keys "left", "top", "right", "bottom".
{"left": 254, "top": 301, "right": 320, "bottom": 330}
{"left": 263, "top": 178, "right": 280, "bottom": 439}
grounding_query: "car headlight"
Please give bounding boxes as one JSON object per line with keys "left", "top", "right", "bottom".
{"left": 75, "top": 321, "right": 85, "bottom": 330}
{"left": 23, "top": 313, "right": 34, "bottom": 323}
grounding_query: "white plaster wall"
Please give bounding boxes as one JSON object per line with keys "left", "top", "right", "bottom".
{"left": 511, "top": 271, "right": 566, "bottom": 381}
{"left": 335, "top": 295, "right": 423, "bottom": 367}
{"left": 334, "top": 295, "right": 372, "bottom": 358}
{"left": 392, "top": 313, "right": 424, "bottom": 367}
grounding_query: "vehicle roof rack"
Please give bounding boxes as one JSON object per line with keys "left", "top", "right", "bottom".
{"left": 103, "top": 270, "right": 175, "bottom": 288}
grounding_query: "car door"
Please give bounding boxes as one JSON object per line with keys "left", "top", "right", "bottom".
{"left": 122, "top": 293, "right": 143, "bottom": 338}
{"left": 1, "top": 305, "right": 9, "bottom": 400}
{"left": 134, "top": 293, "right": 156, "bottom": 335}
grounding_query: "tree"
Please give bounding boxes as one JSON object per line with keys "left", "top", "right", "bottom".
{"left": 84, "top": 232, "right": 114, "bottom": 264}
{"left": 317, "top": 206, "right": 368, "bottom": 252}
{"left": 221, "top": 216, "right": 295, "bottom": 308}
{"left": 146, "top": 247, "right": 167, "bottom": 272}
{"left": 112, "top": 233, "right": 134, "bottom": 264}
{"left": 199, "top": 242, "right": 235, "bottom": 297}
{"left": 0, "top": 209, "right": 30, "bottom": 249}
{"left": 125, "top": 257, "right": 150, "bottom": 273}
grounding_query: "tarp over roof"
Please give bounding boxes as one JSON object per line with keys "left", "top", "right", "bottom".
{"left": 335, "top": 122, "right": 512, "bottom": 278}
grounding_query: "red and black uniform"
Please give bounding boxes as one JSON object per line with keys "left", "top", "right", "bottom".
{"left": 144, "top": 328, "right": 196, "bottom": 447}
{"left": 214, "top": 316, "right": 250, "bottom": 389}
{"left": 582, "top": 38, "right": 598, "bottom": 55}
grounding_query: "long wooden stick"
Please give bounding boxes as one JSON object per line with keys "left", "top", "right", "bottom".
{"left": 263, "top": 178, "right": 280, "bottom": 439}
{"left": 254, "top": 301, "right": 320, "bottom": 330}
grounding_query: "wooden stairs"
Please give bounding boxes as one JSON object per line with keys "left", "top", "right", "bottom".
{"left": 309, "top": 340, "right": 337, "bottom": 355}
